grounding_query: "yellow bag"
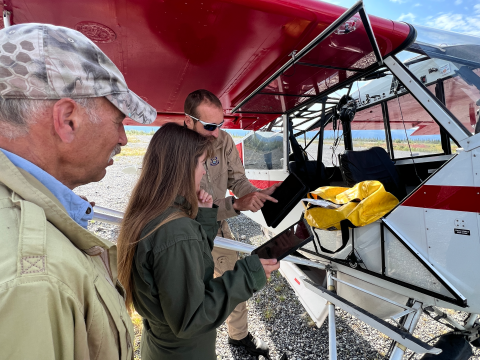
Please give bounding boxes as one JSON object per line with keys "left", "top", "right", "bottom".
{"left": 304, "top": 181, "right": 399, "bottom": 231}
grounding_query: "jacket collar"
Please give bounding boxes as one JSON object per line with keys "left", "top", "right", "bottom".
{"left": 214, "top": 129, "right": 228, "bottom": 150}
{"left": 0, "top": 151, "right": 114, "bottom": 252}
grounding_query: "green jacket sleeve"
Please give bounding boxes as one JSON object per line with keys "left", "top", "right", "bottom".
{"left": 152, "top": 219, "right": 266, "bottom": 339}
{"left": 195, "top": 206, "right": 220, "bottom": 244}
{"left": 213, "top": 196, "right": 239, "bottom": 223}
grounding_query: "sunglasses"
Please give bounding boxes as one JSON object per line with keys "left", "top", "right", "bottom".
{"left": 185, "top": 113, "right": 224, "bottom": 131}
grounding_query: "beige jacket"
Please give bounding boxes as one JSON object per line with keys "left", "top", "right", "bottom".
{"left": 200, "top": 130, "right": 257, "bottom": 238}
{"left": 0, "top": 152, "right": 134, "bottom": 360}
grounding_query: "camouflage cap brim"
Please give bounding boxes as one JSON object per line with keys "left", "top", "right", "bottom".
{"left": 0, "top": 23, "right": 157, "bottom": 125}
{"left": 106, "top": 91, "right": 157, "bottom": 125}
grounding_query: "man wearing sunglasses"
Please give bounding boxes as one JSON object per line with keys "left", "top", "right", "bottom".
{"left": 184, "top": 89, "right": 280, "bottom": 358}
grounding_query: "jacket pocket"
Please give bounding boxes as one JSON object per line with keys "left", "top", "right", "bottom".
{"left": 94, "top": 275, "right": 133, "bottom": 360}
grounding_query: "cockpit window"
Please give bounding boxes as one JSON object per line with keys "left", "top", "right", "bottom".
{"left": 405, "top": 25, "right": 480, "bottom": 134}
{"left": 243, "top": 132, "right": 284, "bottom": 170}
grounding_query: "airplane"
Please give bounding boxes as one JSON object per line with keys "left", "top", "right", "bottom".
{"left": 6, "top": 0, "right": 480, "bottom": 358}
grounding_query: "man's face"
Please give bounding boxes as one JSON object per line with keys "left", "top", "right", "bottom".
{"left": 68, "top": 98, "right": 127, "bottom": 186}
{"left": 186, "top": 102, "right": 223, "bottom": 142}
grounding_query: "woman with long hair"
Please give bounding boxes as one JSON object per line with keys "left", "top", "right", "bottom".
{"left": 117, "top": 123, "right": 278, "bottom": 360}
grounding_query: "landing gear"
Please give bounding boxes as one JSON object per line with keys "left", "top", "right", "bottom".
{"left": 327, "top": 269, "right": 337, "bottom": 360}
{"left": 388, "top": 301, "right": 423, "bottom": 360}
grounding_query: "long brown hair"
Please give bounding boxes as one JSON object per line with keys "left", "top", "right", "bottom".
{"left": 117, "top": 122, "right": 213, "bottom": 312}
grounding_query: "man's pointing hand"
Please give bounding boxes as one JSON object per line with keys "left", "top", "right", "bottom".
{"left": 233, "top": 191, "right": 278, "bottom": 212}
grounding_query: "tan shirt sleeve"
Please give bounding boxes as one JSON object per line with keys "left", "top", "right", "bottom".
{"left": 214, "top": 134, "right": 258, "bottom": 222}
{"left": 213, "top": 196, "right": 238, "bottom": 222}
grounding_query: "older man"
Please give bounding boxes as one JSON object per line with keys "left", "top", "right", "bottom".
{"left": 0, "top": 24, "right": 156, "bottom": 359}
{"left": 184, "top": 89, "right": 280, "bottom": 358}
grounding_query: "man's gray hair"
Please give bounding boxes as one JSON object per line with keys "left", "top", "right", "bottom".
{"left": 0, "top": 97, "right": 100, "bottom": 140}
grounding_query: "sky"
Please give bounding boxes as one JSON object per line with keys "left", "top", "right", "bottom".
{"left": 325, "top": 0, "right": 480, "bottom": 37}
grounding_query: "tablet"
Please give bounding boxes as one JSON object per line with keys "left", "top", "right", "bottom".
{"left": 261, "top": 172, "right": 307, "bottom": 228}
{"left": 251, "top": 218, "right": 313, "bottom": 261}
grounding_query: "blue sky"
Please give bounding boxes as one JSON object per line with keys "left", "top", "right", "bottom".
{"left": 325, "top": 0, "right": 480, "bottom": 36}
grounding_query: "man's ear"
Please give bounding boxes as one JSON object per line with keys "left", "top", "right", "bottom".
{"left": 52, "top": 98, "right": 82, "bottom": 143}
{"left": 184, "top": 115, "right": 194, "bottom": 130}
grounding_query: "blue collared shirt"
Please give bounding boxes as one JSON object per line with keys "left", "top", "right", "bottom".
{"left": 1, "top": 148, "right": 94, "bottom": 229}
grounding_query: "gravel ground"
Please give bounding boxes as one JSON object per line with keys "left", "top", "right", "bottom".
{"left": 75, "top": 134, "right": 480, "bottom": 360}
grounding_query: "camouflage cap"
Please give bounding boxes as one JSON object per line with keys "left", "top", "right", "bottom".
{"left": 0, "top": 23, "right": 156, "bottom": 124}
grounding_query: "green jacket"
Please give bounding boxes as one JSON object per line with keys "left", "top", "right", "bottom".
{"left": 0, "top": 151, "right": 134, "bottom": 359}
{"left": 132, "top": 203, "right": 267, "bottom": 360}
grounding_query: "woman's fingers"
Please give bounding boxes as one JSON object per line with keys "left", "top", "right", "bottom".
{"left": 197, "top": 189, "right": 213, "bottom": 208}
{"left": 198, "top": 189, "right": 209, "bottom": 202}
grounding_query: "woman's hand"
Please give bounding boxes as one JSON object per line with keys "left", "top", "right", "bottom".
{"left": 260, "top": 258, "right": 280, "bottom": 279}
{"left": 197, "top": 189, "right": 213, "bottom": 208}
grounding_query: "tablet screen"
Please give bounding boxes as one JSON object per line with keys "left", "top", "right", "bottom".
{"left": 252, "top": 219, "right": 313, "bottom": 260}
{"left": 261, "top": 173, "right": 307, "bottom": 228}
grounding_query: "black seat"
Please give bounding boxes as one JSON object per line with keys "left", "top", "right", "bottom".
{"left": 289, "top": 160, "right": 329, "bottom": 191}
{"left": 339, "top": 147, "right": 407, "bottom": 200}
{"left": 288, "top": 131, "right": 329, "bottom": 191}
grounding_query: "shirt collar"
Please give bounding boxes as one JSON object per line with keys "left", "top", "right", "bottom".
{"left": 0, "top": 149, "right": 93, "bottom": 229}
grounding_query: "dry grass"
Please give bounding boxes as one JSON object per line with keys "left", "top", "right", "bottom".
{"left": 117, "top": 147, "right": 147, "bottom": 157}
{"left": 264, "top": 308, "right": 274, "bottom": 320}
{"left": 126, "top": 136, "right": 141, "bottom": 143}
{"left": 131, "top": 311, "right": 143, "bottom": 360}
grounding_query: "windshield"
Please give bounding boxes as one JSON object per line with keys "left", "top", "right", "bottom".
{"left": 406, "top": 25, "right": 480, "bottom": 134}
{"left": 413, "top": 24, "right": 480, "bottom": 48}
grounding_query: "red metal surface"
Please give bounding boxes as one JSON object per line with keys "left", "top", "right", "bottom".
{"left": 237, "top": 12, "right": 381, "bottom": 114}
{"left": 236, "top": 142, "right": 243, "bottom": 163}
{"left": 402, "top": 185, "right": 480, "bottom": 213}
{"left": 249, "top": 179, "right": 282, "bottom": 189}
{"left": 5, "top": 0, "right": 412, "bottom": 129}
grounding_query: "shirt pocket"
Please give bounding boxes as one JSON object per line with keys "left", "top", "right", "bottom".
{"left": 94, "top": 275, "right": 133, "bottom": 360}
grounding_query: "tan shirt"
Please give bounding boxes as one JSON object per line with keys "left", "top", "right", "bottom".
{"left": 0, "top": 152, "right": 134, "bottom": 360}
{"left": 200, "top": 130, "right": 257, "bottom": 238}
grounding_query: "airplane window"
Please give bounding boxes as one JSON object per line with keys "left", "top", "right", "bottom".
{"left": 407, "top": 25, "right": 480, "bottom": 135}
{"left": 243, "top": 131, "right": 284, "bottom": 170}
{"left": 387, "top": 87, "right": 446, "bottom": 158}
{"left": 318, "top": 125, "right": 345, "bottom": 167}
{"left": 350, "top": 104, "right": 389, "bottom": 153}
{"left": 443, "top": 75, "right": 480, "bottom": 135}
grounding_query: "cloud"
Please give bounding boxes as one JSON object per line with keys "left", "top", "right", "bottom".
{"left": 454, "top": 0, "right": 462, "bottom": 4}
{"left": 413, "top": 3, "right": 421, "bottom": 6}
{"left": 425, "top": 10, "right": 480, "bottom": 36}
{"left": 390, "top": 0, "right": 406, "bottom": 3}
{"left": 397, "top": 13, "right": 416, "bottom": 22}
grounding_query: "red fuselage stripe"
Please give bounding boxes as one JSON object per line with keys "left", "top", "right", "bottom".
{"left": 402, "top": 185, "right": 480, "bottom": 213}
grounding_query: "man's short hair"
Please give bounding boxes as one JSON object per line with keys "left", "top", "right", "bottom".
{"left": 184, "top": 89, "right": 222, "bottom": 119}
